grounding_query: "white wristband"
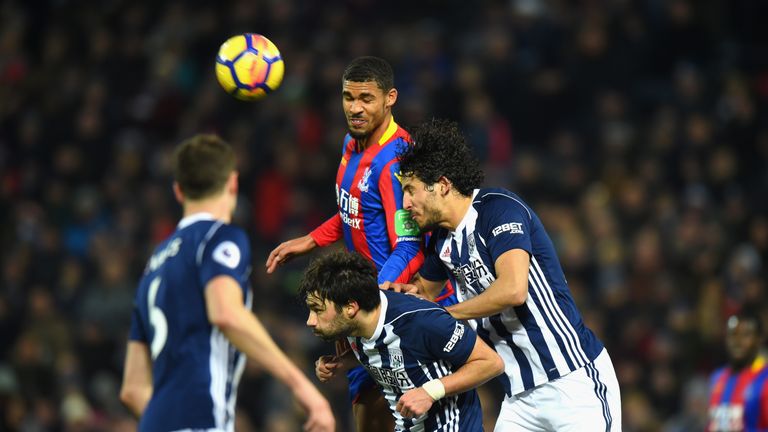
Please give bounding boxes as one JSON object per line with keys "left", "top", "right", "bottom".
{"left": 422, "top": 379, "right": 445, "bottom": 401}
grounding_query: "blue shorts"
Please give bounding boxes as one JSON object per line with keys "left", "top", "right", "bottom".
{"left": 347, "top": 365, "right": 378, "bottom": 403}
{"left": 345, "top": 284, "right": 458, "bottom": 403}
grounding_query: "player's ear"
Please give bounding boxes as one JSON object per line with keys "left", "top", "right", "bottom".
{"left": 385, "top": 88, "right": 397, "bottom": 109}
{"left": 345, "top": 301, "right": 359, "bottom": 318}
{"left": 172, "top": 182, "right": 184, "bottom": 203}
{"left": 437, "top": 176, "right": 451, "bottom": 196}
{"left": 228, "top": 171, "right": 239, "bottom": 195}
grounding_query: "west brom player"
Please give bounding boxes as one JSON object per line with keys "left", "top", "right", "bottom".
{"left": 266, "top": 56, "right": 456, "bottom": 431}
{"left": 300, "top": 251, "right": 503, "bottom": 431}
{"left": 394, "top": 119, "right": 622, "bottom": 431}
{"left": 120, "top": 135, "right": 335, "bottom": 432}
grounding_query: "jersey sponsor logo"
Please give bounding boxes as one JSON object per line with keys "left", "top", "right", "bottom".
{"left": 451, "top": 259, "right": 489, "bottom": 295}
{"left": 212, "top": 241, "right": 241, "bottom": 269}
{"left": 341, "top": 212, "right": 361, "bottom": 229}
{"left": 364, "top": 364, "right": 413, "bottom": 389}
{"left": 394, "top": 209, "right": 420, "bottom": 236}
{"left": 146, "top": 237, "right": 182, "bottom": 273}
{"left": 709, "top": 403, "right": 743, "bottom": 431}
{"left": 443, "top": 322, "right": 465, "bottom": 352}
{"left": 357, "top": 167, "right": 372, "bottom": 193}
{"left": 441, "top": 245, "right": 451, "bottom": 258}
{"left": 336, "top": 185, "right": 362, "bottom": 230}
{"left": 492, "top": 222, "right": 524, "bottom": 236}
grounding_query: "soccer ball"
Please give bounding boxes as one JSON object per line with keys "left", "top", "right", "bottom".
{"left": 215, "top": 33, "right": 284, "bottom": 101}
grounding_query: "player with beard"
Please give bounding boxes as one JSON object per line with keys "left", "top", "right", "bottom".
{"left": 300, "top": 250, "right": 503, "bottom": 431}
{"left": 393, "top": 119, "right": 622, "bottom": 431}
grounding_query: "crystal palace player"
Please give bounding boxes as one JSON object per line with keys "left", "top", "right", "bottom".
{"left": 120, "top": 135, "right": 334, "bottom": 432}
{"left": 266, "top": 56, "right": 455, "bottom": 431}
{"left": 394, "top": 119, "right": 622, "bottom": 431}
{"left": 300, "top": 251, "right": 503, "bottom": 431}
{"left": 708, "top": 308, "right": 768, "bottom": 432}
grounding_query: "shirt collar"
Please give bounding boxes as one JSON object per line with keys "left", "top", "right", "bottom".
{"left": 177, "top": 212, "right": 215, "bottom": 229}
{"left": 367, "top": 291, "right": 389, "bottom": 342}
{"left": 454, "top": 189, "right": 480, "bottom": 234}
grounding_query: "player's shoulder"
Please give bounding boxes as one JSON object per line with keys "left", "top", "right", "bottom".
{"left": 474, "top": 188, "right": 533, "bottom": 219}
{"left": 383, "top": 291, "right": 446, "bottom": 324}
{"left": 208, "top": 223, "right": 249, "bottom": 248}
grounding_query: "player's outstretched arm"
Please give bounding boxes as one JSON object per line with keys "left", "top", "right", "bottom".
{"left": 266, "top": 234, "right": 318, "bottom": 274}
{"left": 446, "top": 249, "right": 529, "bottom": 320}
{"left": 396, "top": 337, "right": 503, "bottom": 419}
{"left": 205, "top": 275, "right": 335, "bottom": 432}
{"left": 120, "top": 341, "right": 153, "bottom": 417}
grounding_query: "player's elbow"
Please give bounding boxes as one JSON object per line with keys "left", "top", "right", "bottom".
{"left": 208, "top": 310, "right": 239, "bottom": 332}
{"left": 507, "top": 288, "right": 528, "bottom": 307}
{"left": 490, "top": 354, "right": 505, "bottom": 378}
{"left": 119, "top": 384, "right": 150, "bottom": 415}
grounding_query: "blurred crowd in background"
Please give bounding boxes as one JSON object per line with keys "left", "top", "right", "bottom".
{"left": 2, "top": 0, "right": 768, "bottom": 431}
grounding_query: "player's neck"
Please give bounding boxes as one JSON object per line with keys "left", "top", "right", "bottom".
{"left": 355, "top": 305, "right": 382, "bottom": 340}
{"left": 183, "top": 197, "right": 232, "bottom": 224}
{"left": 356, "top": 113, "right": 392, "bottom": 151}
{"left": 443, "top": 195, "right": 474, "bottom": 232}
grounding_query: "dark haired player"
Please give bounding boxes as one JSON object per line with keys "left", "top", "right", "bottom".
{"left": 300, "top": 250, "right": 503, "bottom": 431}
{"left": 394, "top": 119, "right": 622, "bottom": 431}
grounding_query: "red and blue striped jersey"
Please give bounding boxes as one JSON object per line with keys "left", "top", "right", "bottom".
{"left": 310, "top": 118, "right": 424, "bottom": 285}
{"left": 708, "top": 356, "right": 768, "bottom": 432}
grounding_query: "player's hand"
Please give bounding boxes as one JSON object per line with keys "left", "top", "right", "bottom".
{"left": 396, "top": 387, "right": 435, "bottom": 419}
{"left": 266, "top": 235, "right": 317, "bottom": 274}
{"left": 315, "top": 355, "right": 341, "bottom": 383}
{"left": 303, "top": 399, "right": 336, "bottom": 432}
{"left": 379, "top": 281, "right": 420, "bottom": 295}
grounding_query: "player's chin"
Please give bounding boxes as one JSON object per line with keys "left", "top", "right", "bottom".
{"left": 347, "top": 122, "right": 369, "bottom": 136}
{"left": 313, "top": 331, "right": 337, "bottom": 342}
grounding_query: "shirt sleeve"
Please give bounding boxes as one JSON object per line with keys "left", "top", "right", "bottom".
{"left": 128, "top": 305, "right": 146, "bottom": 342}
{"left": 376, "top": 157, "right": 424, "bottom": 284}
{"left": 310, "top": 214, "right": 343, "bottom": 247}
{"left": 197, "top": 225, "right": 252, "bottom": 293}
{"left": 419, "top": 309, "right": 477, "bottom": 366}
{"left": 479, "top": 196, "right": 533, "bottom": 261}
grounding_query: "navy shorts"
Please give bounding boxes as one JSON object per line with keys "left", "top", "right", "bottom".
{"left": 346, "top": 365, "right": 378, "bottom": 403}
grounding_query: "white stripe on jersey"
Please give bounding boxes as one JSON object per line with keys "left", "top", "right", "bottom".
{"left": 197, "top": 222, "right": 224, "bottom": 265}
{"left": 224, "top": 289, "right": 252, "bottom": 430}
{"left": 523, "top": 271, "right": 573, "bottom": 374}
{"left": 530, "top": 257, "right": 589, "bottom": 365}
{"left": 209, "top": 329, "right": 228, "bottom": 429}
{"left": 418, "top": 359, "right": 461, "bottom": 431}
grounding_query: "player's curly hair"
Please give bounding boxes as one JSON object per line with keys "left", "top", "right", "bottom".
{"left": 398, "top": 118, "right": 484, "bottom": 196}
{"left": 342, "top": 56, "right": 394, "bottom": 91}
{"left": 298, "top": 250, "right": 380, "bottom": 312}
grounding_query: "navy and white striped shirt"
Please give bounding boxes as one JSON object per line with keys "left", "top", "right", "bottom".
{"left": 420, "top": 188, "right": 604, "bottom": 397}
{"left": 348, "top": 290, "right": 482, "bottom": 431}
{"left": 129, "top": 213, "right": 252, "bottom": 432}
